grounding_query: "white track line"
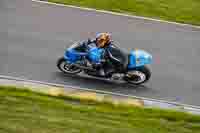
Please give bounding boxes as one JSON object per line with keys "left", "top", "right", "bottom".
{"left": 32, "top": 0, "right": 200, "bottom": 29}
{"left": 1, "top": 74, "right": 200, "bottom": 109}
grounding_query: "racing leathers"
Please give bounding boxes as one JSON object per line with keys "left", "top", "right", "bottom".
{"left": 79, "top": 39, "right": 129, "bottom": 77}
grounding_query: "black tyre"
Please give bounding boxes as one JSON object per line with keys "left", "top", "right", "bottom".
{"left": 125, "top": 66, "right": 151, "bottom": 85}
{"left": 57, "top": 57, "right": 82, "bottom": 74}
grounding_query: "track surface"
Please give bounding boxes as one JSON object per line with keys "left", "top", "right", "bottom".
{"left": 1, "top": 0, "right": 200, "bottom": 106}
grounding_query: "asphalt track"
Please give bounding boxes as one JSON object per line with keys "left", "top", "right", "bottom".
{"left": 1, "top": 0, "right": 200, "bottom": 106}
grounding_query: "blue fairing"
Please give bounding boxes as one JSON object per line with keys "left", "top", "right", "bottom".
{"left": 64, "top": 42, "right": 152, "bottom": 69}
{"left": 128, "top": 49, "right": 152, "bottom": 69}
{"left": 64, "top": 49, "right": 87, "bottom": 63}
{"left": 64, "top": 46, "right": 103, "bottom": 64}
{"left": 88, "top": 47, "right": 104, "bottom": 63}
{"left": 64, "top": 50, "right": 78, "bottom": 63}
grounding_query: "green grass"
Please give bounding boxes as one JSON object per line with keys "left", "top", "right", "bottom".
{"left": 0, "top": 86, "right": 200, "bottom": 133}
{"left": 48, "top": 0, "right": 200, "bottom": 26}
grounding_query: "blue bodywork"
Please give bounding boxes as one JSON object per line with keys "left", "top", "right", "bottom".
{"left": 64, "top": 43, "right": 104, "bottom": 64}
{"left": 88, "top": 47, "right": 104, "bottom": 63}
{"left": 64, "top": 43, "right": 152, "bottom": 69}
{"left": 128, "top": 49, "right": 153, "bottom": 69}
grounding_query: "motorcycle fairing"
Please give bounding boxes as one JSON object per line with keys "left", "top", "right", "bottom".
{"left": 64, "top": 46, "right": 104, "bottom": 64}
{"left": 128, "top": 49, "right": 152, "bottom": 69}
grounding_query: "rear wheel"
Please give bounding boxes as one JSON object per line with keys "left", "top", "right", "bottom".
{"left": 57, "top": 57, "right": 82, "bottom": 74}
{"left": 125, "top": 66, "right": 151, "bottom": 85}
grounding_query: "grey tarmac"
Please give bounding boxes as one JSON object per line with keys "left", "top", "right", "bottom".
{"left": 1, "top": 0, "right": 200, "bottom": 106}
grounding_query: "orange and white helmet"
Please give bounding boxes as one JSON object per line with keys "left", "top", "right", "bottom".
{"left": 95, "top": 33, "right": 111, "bottom": 48}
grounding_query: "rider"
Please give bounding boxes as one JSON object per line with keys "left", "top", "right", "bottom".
{"left": 94, "top": 33, "right": 128, "bottom": 76}
{"left": 79, "top": 32, "right": 128, "bottom": 77}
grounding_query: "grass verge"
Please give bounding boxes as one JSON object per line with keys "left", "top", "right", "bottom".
{"left": 48, "top": 0, "right": 200, "bottom": 26}
{"left": 0, "top": 85, "right": 200, "bottom": 133}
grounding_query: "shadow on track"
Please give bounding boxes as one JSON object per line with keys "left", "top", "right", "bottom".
{"left": 53, "top": 71, "right": 153, "bottom": 94}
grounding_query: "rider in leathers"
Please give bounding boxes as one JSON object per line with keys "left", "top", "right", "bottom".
{"left": 80, "top": 33, "right": 128, "bottom": 77}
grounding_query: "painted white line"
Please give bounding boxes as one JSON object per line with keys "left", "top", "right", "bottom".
{"left": 32, "top": 0, "right": 200, "bottom": 29}
{"left": 1, "top": 74, "right": 200, "bottom": 109}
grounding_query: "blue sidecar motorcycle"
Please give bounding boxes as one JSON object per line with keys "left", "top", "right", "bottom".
{"left": 57, "top": 41, "right": 153, "bottom": 85}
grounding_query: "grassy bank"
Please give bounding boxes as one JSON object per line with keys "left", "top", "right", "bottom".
{"left": 48, "top": 0, "right": 200, "bottom": 26}
{"left": 0, "top": 86, "right": 200, "bottom": 133}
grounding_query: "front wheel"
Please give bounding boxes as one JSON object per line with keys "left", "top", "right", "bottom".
{"left": 125, "top": 66, "right": 151, "bottom": 85}
{"left": 57, "top": 57, "right": 82, "bottom": 74}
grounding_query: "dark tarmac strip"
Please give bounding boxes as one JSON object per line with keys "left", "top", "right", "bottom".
{"left": 1, "top": 0, "right": 200, "bottom": 106}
